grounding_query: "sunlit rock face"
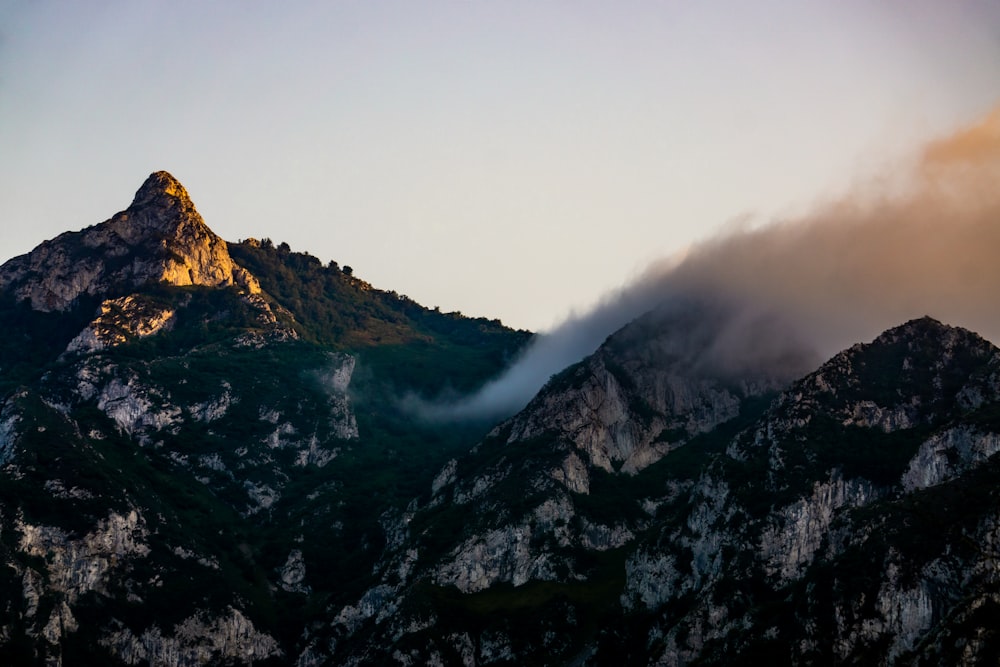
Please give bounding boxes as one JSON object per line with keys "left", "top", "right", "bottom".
{"left": 64, "top": 295, "right": 177, "bottom": 354}
{"left": 0, "top": 171, "right": 259, "bottom": 312}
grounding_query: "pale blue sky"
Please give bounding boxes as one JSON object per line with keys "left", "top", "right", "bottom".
{"left": 2, "top": 1, "right": 999, "bottom": 331}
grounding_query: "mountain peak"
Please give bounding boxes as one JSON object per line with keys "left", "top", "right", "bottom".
{"left": 119, "top": 170, "right": 204, "bottom": 238}
{"left": 130, "top": 171, "right": 192, "bottom": 209}
{"left": 0, "top": 172, "right": 260, "bottom": 312}
{"left": 863, "top": 317, "right": 995, "bottom": 370}
{"left": 876, "top": 314, "right": 941, "bottom": 335}
{"left": 767, "top": 315, "right": 1000, "bottom": 437}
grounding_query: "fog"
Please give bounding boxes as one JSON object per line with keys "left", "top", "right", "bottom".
{"left": 416, "top": 106, "right": 1000, "bottom": 421}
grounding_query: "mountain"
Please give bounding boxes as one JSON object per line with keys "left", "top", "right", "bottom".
{"left": 333, "top": 317, "right": 1000, "bottom": 666}
{"left": 1, "top": 172, "right": 999, "bottom": 666}
{"left": 0, "top": 172, "right": 529, "bottom": 666}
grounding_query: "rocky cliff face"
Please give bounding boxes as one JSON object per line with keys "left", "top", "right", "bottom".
{"left": 0, "top": 171, "right": 259, "bottom": 313}
{"left": 502, "top": 304, "right": 805, "bottom": 476}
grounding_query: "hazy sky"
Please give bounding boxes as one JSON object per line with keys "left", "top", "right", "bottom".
{"left": 2, "top": 1, "right": 999, "bottom": 331}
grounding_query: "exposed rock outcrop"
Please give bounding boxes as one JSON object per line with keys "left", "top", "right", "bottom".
{"left": 17, "top": 509, "right": 150, "bottom": 603}
{"left": 102, "top": 607, "right": 282, "bottom": 666}
{"left": 64, "top": 295, "right": 177, "bottom": 354}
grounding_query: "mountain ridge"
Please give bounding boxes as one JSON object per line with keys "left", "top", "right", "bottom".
{"left": 0, "top": 173, "right": 998, "bottom": 665}
{"left": 330, "top": 316, "right": 1000, "bottom": 665}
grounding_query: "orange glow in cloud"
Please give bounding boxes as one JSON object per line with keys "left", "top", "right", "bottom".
{"left": 923, "top": 105, "right": 1000, "bottom": 166}
{"left": 665, "top": 102, "right": 1000, "bottom": 360}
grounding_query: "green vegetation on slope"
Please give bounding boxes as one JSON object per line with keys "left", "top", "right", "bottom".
{"left": 229, "top": 239, "right": 528, "bottom": 344}
{"left": 229, "top": 239, "right": 532, "bottom": 398}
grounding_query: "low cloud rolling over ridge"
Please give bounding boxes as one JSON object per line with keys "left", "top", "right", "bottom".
{"left": 418, "top": 106, "right": 1000, "bottom": 420}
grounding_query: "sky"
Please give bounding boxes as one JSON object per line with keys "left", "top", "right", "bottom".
{"left": 1, "top": 1, "right": 999, "bottom": 332}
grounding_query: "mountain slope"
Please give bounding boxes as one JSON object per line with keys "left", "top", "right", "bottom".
{"left": 333, "top": 317, "right": 1000, "bottom": 666}
{"left": 226, "top": 238, "right": 531, "bottom": 401}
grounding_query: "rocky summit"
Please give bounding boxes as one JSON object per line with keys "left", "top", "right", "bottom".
{"left": 1, "top": 173, "right": 999, "bottom": 665}
{"left": 0, "top": 171, "right": 259, "bottom": 313}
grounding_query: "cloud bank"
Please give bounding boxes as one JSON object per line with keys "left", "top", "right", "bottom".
{"left": 420, "top": 105, "right": 1000, "bottom": 421}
